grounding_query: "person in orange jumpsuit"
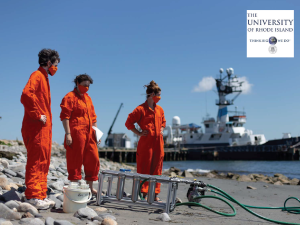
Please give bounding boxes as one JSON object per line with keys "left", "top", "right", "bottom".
{"left": 21, "top": 48, "right": 60, "bottom": 209}
{"left": 125, "top": 80, "right": 166, "bottom": 202}
{"left": 60, "top": 74, "right": 100, "bottom": 195}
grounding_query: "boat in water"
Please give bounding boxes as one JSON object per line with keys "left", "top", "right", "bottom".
{"left": 164, "top": 68, "right": 267, "bottom": 148}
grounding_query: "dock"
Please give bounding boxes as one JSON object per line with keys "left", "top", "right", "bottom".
{"left": 187, "top": 145, "right": 300, "bottom": 160}
{"left": 98, "top": 147, "right": 188, "bottom": 163}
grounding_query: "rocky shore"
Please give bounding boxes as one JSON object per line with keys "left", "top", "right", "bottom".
{"left": 0, "top": 140, "right": 135, "bottom": 225}
{"left": 1, "top": 139, "right": 300, "bottom": 225}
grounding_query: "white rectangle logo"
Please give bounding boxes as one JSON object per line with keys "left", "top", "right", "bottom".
{"left": 247, "top": 10, "right": 294, "bottom": 58}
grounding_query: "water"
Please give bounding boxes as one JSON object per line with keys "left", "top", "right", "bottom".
{"left": 161, "top": 161, "right": 300, "bottom": 179}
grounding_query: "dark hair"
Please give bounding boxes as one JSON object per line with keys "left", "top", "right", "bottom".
{"left": 144, "top": 80, "right": 161, "bottom": 97}
{"left": 38, "top": 48, "right": 60, "bottom": 66}
{"left": 74, "top": 74, "right": 93, "bottom": 87}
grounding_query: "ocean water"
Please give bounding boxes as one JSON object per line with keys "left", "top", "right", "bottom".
{"left": 161, "top": 161, "right": 300, "bottom": 179}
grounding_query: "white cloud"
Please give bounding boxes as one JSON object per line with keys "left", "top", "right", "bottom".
{"left": 233, "top": 76, "right": 253, "bottom": 94}
{"left": 192, "top": 76, "right": 253, "bottom": 94}
{"left": 192, "top": 77, "right": 215, "bottom": 92}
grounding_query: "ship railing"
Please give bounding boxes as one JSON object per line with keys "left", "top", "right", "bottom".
{"left": 215, "top": 99, "right": 233, "bottom": 105}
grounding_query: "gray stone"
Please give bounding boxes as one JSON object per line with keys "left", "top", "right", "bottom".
{"left": 1, "top": 221, "right": 13, "bottom": 225}
{"left": 17, "top": 203, "right": 39, "bottom": 214}
{"left": 156, "top": 213, "right": 171, "bottom": 222}
{"left": 56, "top": 194, "right": 64, "bottom": 202}
{"left": 97, "top": 214, "right": 116, "bottom": 221}
{"left": 2, "top": 169, "right": 17, "bottom": 177}
{"left": 49, "top": 164, "right": 56, "bottom": 171}
{"left": 75, "top": 207, "right": 98, "bottom": 219}
{"left": 54, "top": 220, "right": 74, "bottom": 225}
{"left": 182, "top": 170, "right": 194, "bottom": 178}
{"left": 4, "top": 200, "right": 19, "bottom": 209}
{"left": 0, "top": 159, "right": 9, "bottom": 169}
{"left": 49, "top": 195, "right": 62, "bottom": 209}
{"left": 11, "top": 177, "right": 25, "bottom": 184}
{"left": 56, "top": 167, "right": 65, "bottom": 174}
{"left": 45, "top": 217, "right": 54, "bottom": 225}
{"left": 8, "top": 164, "right": 25, "bottom": 173}
{"left": 47, "top": 176, "right": 59, "bottom": 181}
{"left": 19, "top": 218, "right": 44, "bottom": 225}
{"left": 16, "top": 172, "right": 25, "bottom": 179}
{"left": 0, "top": 203, "right": 21, "bottom": 220}
{"left": 91, "top": 216, "right": 104, "bottom": 223}
{"left": 0, "top": 177, "right": 8, "bottom": 189}
{"left": 49, "top": 181, "right": 64, "bottom": 191}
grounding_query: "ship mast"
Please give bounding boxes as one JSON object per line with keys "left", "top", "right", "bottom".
{"left": 215, "top": 68, "right": 243, "bottom": 131}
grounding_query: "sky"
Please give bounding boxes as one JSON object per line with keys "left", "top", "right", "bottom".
{"left": 0, "top": 0, "right": 299, "bottom": 146}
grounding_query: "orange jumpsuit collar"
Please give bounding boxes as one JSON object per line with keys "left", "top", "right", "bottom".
{"left": 38, "top": 67, "right": 48, "bottom": 78}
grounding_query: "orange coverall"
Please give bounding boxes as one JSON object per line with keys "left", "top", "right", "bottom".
{"left": 21, "top": 67, "right": 52, "bottom": 200}
{"left": 60, "top": 88, "right": 100, "bottom": 181}
{"left": 125, "top": 100, "right": 166, "bottom": 194}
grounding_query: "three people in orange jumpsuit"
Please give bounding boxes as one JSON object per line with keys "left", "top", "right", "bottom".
{"left": 60, "top": 74, "right": 100, "bottom": 195}
{"left": 125, "top": 80, "right": 166, "bottom": 202}
{"left": 21, "top": 49, "right": 60, "bottom": 209}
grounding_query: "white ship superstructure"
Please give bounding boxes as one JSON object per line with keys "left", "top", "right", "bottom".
{"left": 165, "top": 68, "right": 267, "bottom": 147}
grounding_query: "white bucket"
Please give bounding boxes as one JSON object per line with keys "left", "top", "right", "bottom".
{"left": 63, "top": 186, "right": 92, "bottom": 213}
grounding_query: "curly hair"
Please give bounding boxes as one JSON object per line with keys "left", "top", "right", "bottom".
{"left": 144, "top": 80, "right": 161, "bottom": 96}
{"left": 38, "top": 48, "right": 60, "bottom": 66}
{"left": 74, "top": 74, "right": 93, "bottom": 87}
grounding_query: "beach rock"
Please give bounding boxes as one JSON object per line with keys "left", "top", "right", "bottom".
{"left": 101, "top": 218, "right": 117, "bottom": 225}
{"left": 264, "top": 185, "right": 269, "bottom": 188}
{"left": 4, "top": 183, "right": 18, "bottom": 191}
{"left": 21, "top": 211, "right": 34, "bottom": 218}
{"left": 0, "top": 177, "right": 8, "bottom": 188}
{"left": 94, "top": 207, "right": 108, "bottom": 214}
{"left": 274, "top": 174, "right": 288, "bottom": 180}
{"left": 16, "top": 172, "right": 25, "bottom": 179}
{"left": 97, "top": 214, "right": 116, "bottom": 221}
{"left": 49, "top": 180, "right": 64, "bottom": 191}
{"left": 75, "top": 207, "right": 98, "bottom": 220}
{"left": 206, "top": 173, "right": 215, "bottom": 178}
{"left": 56, "top": 194, "right": 64, "bottom": 202}
{"left": 219, "top": 173, "right": 226, "bottom": 177}
{"left": 238, "top": 175, "right": 252, "bottom": 182}
{"left": 8, "top": 164, "right": 25, "bottom": 173}
{"left": 156, "top": 213, "right": 171, "bottom": 222}
{"left": 1, "top": 221, "right": 13, "bottom": 225}
{"left": 45, "top": 217, "right": 55, "bottom": 225}
{"left": 4, "top": 200, "right": 19, "bottom": 209}
{"left": 169, "top": 167, "right": 181, "bottom": 174}
{"left": 49, "top": 195, "right": 62, "bottom": 209}
{"left": 2, "top": 169, "right": 17, "bottom": 177}
{"left": 19, "top": 218, "right": 44, "bottom": 225}
{"left": 11, "top": 177, "right": 25, "bottom": 184}
{"left": 247, "top": 186, "right": 257, "bottom": 189}
{"left": 248, "top": 174, "right": 255, "bottom": 180}
{"left": 175, "top": 197, "right": 182, "bottom": 204}
{"left": 182, "top": 170, "right": 193, "bottom": 178}
{"left": 0, "top": 203, "right": 21, "bottom": 220}
{"left": 231, "top": 175, "right": 240, "bottom": 180}
{"left": 274, "top": 181, "right": 283, "bottom": 185}
{"left": 17, "top": 203, "right": 39, "bottom": 215}
{"left": 54, "top": 220, "right": 74, "bottom": 225}
{"left": 227, "top": 173, "right": 234, "bottom": 178}
{"left": 290, "top": 178, "right": 300, "bottom": 185}
{"left": 0, "top": 189, "right": 21, "bottom": 202}
{"left": 170, "top": 172, "right": 177, "bottom": 177}
{"left": 0, "top": 160, "right": 9, "bottom": 169}
{"left": 92, "top": 216, "right": 104, "bottom": 223}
